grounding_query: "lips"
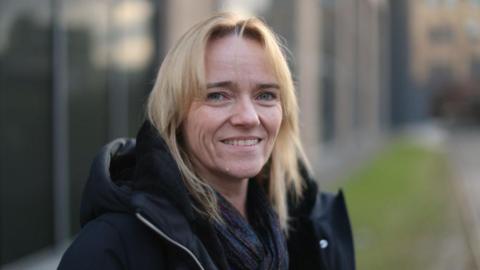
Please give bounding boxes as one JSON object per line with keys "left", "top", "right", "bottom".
{"left": 221, "top": 138, "right": 262, "bottom": 146}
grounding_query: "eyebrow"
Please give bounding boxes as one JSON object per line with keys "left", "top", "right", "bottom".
{"left": 206, "top": 81, "right": 280, "bottom": 90}
{"left": 206, "top": 81, "right": 233, "bottom": 89}
{"left": 258, "top": 83, "right": 280, "bottom": 90}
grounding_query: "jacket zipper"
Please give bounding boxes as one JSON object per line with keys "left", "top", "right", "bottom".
{"left": 135, "top": 213, "right": 206, "bottom": 270}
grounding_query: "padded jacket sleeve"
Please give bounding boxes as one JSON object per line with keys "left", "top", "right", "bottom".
{"left": 58, "top": 219, "right": 128, "bottom": 270}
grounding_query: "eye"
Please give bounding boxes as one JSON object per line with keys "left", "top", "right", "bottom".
{"left": 205, "top": 91, "right": 233, "bottom": 105}
{"left": 206, "top": 92, "right": 227, "bottom": 101}
{"left": 256, "top": 91, "right": 277, "bottom": 101}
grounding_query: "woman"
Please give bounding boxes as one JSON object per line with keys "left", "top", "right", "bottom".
{"left": 58, "top": 12, "right": 355, "bottom": 270}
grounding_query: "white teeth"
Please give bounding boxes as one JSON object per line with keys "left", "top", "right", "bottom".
{"left": 223, "top": 139, "right": 259, "bottom": 146}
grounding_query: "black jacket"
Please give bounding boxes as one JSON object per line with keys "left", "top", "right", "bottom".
{"left": 58, "top": 122, "right": 355, "bottom": 270}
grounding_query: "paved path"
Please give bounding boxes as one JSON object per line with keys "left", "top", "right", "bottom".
{"left": 447, "top": 128, "right": 480, "bottom": 270}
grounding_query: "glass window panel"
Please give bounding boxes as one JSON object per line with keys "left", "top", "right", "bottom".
{"left": 63, "top": 0, "right": 162, "bottom": 234}
{"left": 0, "top": 0, "right": 53, "bottom": 265}
{"left": 63, "top": 0, "right": 111, "bottom": 234}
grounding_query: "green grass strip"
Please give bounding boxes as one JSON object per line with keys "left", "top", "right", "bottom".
{"left": 329, "top": 139, "right": 458, "bottom": 270}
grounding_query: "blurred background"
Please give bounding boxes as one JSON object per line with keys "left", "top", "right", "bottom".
{"left": 1, "top": 0, "right": 480, "bottom": 269}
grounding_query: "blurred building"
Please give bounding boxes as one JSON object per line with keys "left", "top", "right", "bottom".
{"left": 410, "top": 0, "right": 480, "bottom": 85}
{"left": 406, "top": 0, "right": 480, "bottom": 123}
{"left": 0, "top": 0, "right": 394, "bottom": 267}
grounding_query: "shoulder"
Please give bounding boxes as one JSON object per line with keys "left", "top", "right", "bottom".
{"left": 58, "top": 213, "right": 165, "bottom": 270}
{"left": 311, "top": 190, "right": 356, "bottom": 270}
{"left": 312, "top": 191, "right": 350, "bottom": 224}
{"left": 288, "top": 190, "right": 355, "bottom": 270}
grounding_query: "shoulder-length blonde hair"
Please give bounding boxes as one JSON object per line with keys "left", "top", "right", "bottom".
{"left": 146, "top": 12, "right": 310, "bottom": 230}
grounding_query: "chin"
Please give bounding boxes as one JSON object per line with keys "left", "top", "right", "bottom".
{"left": 223, "top": 161, "right": 265, "bottom": 180}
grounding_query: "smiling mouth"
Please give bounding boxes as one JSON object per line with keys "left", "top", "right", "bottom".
{"left": 221, "top": 138, "right": 262, "bottom": 146}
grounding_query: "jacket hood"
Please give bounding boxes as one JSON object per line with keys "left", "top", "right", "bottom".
{"left": 80, "top": 121, "right": 195, "bottom": 226}
{"left": 79, "top": 138, "right": 135, "bottom": 226}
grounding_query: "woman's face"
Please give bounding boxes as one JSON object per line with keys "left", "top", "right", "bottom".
{"left": 182, "top": 35, "right": 282, "bottom": 187}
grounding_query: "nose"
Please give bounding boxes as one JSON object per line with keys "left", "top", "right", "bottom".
{"left": 230, "top": 96, "right": 260, "bottom": 127}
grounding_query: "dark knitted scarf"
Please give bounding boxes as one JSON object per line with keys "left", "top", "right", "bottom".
{"left": 213, "top": 180, "right": 288, "bottom": 270}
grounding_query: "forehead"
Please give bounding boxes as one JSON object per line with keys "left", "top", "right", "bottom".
{"left": 204, "top": 35, "right": 276, "bottom": 81}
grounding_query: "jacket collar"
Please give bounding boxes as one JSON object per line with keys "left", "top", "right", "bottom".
{"left": 131, "top": 121, "right": 227, "bottom": 270}
{"left": 131, "top": 192, "right": 221, "bottom": 270}
{"left": 132, "top": 121, "right": 195, "bottom": 220}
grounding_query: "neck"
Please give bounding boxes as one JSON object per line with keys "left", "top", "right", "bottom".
{"left": 208, "top": 178, "right": 249, "bottom": 218}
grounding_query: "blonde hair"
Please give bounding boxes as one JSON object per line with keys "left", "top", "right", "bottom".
{"left": 146, "top": 12, "right": 310, "bottom": 230}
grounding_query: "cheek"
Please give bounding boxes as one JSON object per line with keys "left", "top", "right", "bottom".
{"left": 183, "top": 109, "right": 204, "bottom": 153}
{"left": 185, "top": 121, "right": 206, "bottom": 150}
{"left": 264, "top": 106, "right": 283, "bottom": 136}
{"left": 183, "top": 108, "right": 218, "bottom": 154}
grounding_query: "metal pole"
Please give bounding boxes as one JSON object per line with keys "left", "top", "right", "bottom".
{"left": 52, "top": 0, "right": 70, "bottom": 245}
{"left": 107, "top": 1, "right": 129, "bottom": 139}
